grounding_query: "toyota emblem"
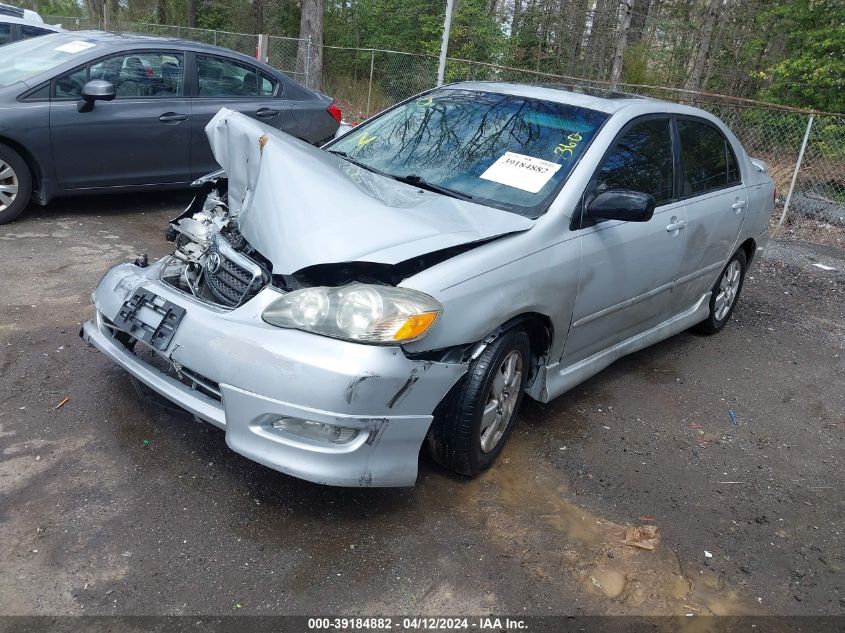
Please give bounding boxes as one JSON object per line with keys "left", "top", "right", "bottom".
{"left": 206, "top": 251, "right": 221, "bottom": 274}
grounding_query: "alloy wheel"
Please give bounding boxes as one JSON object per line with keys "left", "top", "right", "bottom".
{"left": 0, "top": 160, "right": 19, "bottom": 211}
{"left": 480, "top": 350, "right": 523, "bottom": 453}
{"left": 714, "top": 259, "right": 742, "bottom": 321}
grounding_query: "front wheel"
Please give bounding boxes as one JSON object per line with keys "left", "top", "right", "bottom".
{"left": 428, "top": 328, "right": 530, "bottom": 476}
{"left": 0, "top": 144, "right": 32, "bottom": 225}
{"left": 694, "top": 249, "right": 747, "bottom": 335}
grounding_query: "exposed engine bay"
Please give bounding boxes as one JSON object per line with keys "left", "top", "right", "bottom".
{"left": 161, "top": 180, "right": 273, "bottom": 309}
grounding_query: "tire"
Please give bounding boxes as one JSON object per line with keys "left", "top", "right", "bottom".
{"left": 428, "top": 328, "right": 530, "bottom": 476}
{"left": 694, "top": 248, "right": 747, "bottom": 335}
{"left": 0, "top": 144, "right": 31, "bottom": 225}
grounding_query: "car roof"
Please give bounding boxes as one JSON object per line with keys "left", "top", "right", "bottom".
{"left": 48, "top": 29, "right": 253, "bottom": 55}
{"left": 0, "top": 14, "right": 61, "bottom": 29}
{"left": 445, "top": 81, "right": 648, "bottom": 114}
{"left": 444, "top": 81, "right": 728, "bottom": 125}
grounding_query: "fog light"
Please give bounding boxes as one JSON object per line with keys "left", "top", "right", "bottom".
{"left": 270, "top": 417, "right": 358, "bottom": 444}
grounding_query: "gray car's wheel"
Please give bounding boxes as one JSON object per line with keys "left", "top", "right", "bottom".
{"left": 694, "top": 248, "right": 747, "bottom": 335}
{"left": 428, "top": 328, "right": 529, "bottom": 476}
{"left": 0, "top": 144, "right": 31, "bottom": 225}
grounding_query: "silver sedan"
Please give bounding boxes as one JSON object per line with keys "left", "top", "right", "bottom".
{"left": 82, "top": 82, "right": 773, "bottom": 486}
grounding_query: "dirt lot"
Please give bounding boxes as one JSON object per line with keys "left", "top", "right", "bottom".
{"left": 0, "top": 193, "right": 843, "bottom": 618}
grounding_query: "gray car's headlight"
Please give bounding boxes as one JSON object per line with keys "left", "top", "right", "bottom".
{"left": 262, "top": 283, "right": 441, "bottom": 344}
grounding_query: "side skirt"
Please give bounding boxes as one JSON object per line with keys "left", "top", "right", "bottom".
{"left": 527, "top": 292, "right": 711, "bottom": 403}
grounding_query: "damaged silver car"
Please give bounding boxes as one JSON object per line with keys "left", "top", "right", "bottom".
{"left": 81, "top": 83, "right": 773, "bottom": 486}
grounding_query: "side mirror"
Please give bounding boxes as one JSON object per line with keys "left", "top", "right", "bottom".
{"left": 78, "top": 80, "right": 115, "bottom": 112}
{"left": 585, "top": 190, "right": 656, "bottom": 223}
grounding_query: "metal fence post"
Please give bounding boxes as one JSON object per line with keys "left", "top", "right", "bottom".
{"left": 257, "top": 33, "right": 268, "bottom": 63}
{"left": 366, "top": 50, "right": 375, "bottom": 117}
{"left": 777, "top": 113, "right": 815, "bottom": 231}
{"left": 301, "top": 36, "right": 311, "bottom": 88}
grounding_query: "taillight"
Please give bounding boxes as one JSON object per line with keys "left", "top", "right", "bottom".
{"left": 327, "top": 102, "right": 342, "bottom": 124}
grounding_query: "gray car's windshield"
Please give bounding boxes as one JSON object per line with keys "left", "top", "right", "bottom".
{"left": 328, "top": 89, "right": 609, "bottom": 217}
{"left": 0, "top": 34, "right": 101, "bottom": 87}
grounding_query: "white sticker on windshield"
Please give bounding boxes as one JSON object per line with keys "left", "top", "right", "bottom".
{"left": 480, "top": 152, "right": 561, "bottom": 193}
{"left": 54, "top": 40, "right": 96, "bottom": 54}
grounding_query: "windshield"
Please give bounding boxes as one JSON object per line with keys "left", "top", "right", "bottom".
{"left": 0, "top": 34, "right": 101, "bottom": 87}
{"left": 328, "top": 89, "right": 609, "bottom": 217}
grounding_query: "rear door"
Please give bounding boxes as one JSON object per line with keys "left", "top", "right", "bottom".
{"left": 562, "top": 116, "right": 687, "bottom": 364}
{"left": 670, "top": 117, "right": 747, "bottom": 309}
{"left": 49, "top": 50, "right": 191, "bottom": 189}
{"left": 188, "top": 52, "right": 291, "bottom": 177}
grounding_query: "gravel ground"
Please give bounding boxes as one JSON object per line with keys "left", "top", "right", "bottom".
{"left": 0, "top": 193, "right": 842, "bottom": 617}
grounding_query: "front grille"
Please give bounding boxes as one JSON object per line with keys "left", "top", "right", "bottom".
{"left": 205, "top": 252, "right": 258, "bottom": 307}
{"left": 199, "top": 233, "right": 268, "bottom": 308}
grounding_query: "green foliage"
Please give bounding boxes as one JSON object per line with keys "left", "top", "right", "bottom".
{"left": 757, "top": 0, "right": 845, "bottom": 113}
{"left": 195, "top": 0, "right": 232, "bottom": 30}
{"left": 621, "top": 43, "right": 651, "bottom": 86}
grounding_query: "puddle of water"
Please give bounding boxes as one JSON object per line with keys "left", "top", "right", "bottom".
{"left": 473, "top": 432, "right": 760, "bottom": 616}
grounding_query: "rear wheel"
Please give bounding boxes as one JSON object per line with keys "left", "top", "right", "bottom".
{"left": 428, "top": 328, "right": 530, "bottom": 476}
{"left": 0, "top": 144, "right": 31, "bottom": 225}
{"left": 694, "top": 249, "right": 747, "bottom": 335}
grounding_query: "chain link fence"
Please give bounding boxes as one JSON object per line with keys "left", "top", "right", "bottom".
{"left": 38, "top": 18, "right": 845, "bottom": 234}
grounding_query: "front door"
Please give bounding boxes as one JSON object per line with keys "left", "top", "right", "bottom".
{"left": 562, "top": 116, "right": 687, "bottom": 365}
{"left": 49, "top": 51, "right": 191, "bottom": 190}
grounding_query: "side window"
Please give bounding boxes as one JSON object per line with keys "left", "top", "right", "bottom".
{"left": 726, "top": 141, "right": 740, "bottom": 185}
{"left": 0, "top": 24, "right": 11, "bottom": 46}
{"left": 55, "top": 67, "right": 87, "bottom": 98}
{"left": 678, "top": 119, "right": 739, "bottom": 195}
{"left": 20, "top": 25, "right": 52, "bottom": 39}
{"left": 259, "top": 74, "right": 276, "bottom": 96}
{"left": 89, "top": 52, "right": 184, "bottom": 98}
{"left": 197, "top": 55, "right": 276, "bottom": 97}
{"left": 595, "top": 118, "right": 674, "bottom": 205}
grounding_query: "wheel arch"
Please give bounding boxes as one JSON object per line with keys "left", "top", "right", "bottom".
{"left": 0, "top": 135, "right": 44, "bottom": 202}
{"left": 485, "top": 312, "right": 554, "bottom": 386}
{"left": 738, "top": 237, "right": 756, "bottom": 267}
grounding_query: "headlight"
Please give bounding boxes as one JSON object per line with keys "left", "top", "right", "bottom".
{"left": 262, "top": 283, "right": 441, "bottom": 344}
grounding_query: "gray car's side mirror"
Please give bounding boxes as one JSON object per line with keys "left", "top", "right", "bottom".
{"left": 585, "top": 190, "right": 656, "bottom": 223}
{"left": 78, "top": 80, "right": 116, "bottom": 113}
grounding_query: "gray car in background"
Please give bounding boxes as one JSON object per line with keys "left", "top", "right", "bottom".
{"left": 0, "top": 31, "right": 340, "bottom": 223}
{"left": 82, "top": 84, "right": 774, "bottom": 487}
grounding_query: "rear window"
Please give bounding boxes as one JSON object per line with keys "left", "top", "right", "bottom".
{"left": 0, "top": 34, "right": 100, "bottom": 87}
{"left": 327, "top": 89, "right": 609, "bottom": 217}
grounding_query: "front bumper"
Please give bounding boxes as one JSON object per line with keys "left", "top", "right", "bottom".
{"left": 81, "top": 262, "right": 466, "bottom": 487}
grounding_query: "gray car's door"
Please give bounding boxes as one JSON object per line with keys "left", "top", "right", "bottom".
{"left": 49, "top": 51, "right": 191, "bottom": 189}
{"left": 189, "top": 53, "right": 293, "bottom": 177}
{"left": 671, "top": 117, "right": 748, "bottom": 309}
{"left": 562, "top": 117, "right": 687, "bottom": 365}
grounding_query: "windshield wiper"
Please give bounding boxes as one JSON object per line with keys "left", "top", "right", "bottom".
{"left": 392, "top": 174, "right": 474, "bottom": 201}
{"left": 326, "top": 149, "right": 384, "bottom": 175}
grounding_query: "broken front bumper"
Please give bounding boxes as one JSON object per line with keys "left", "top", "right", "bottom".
{"left": 81, "top": 263, "right": 466, "bottom": 487}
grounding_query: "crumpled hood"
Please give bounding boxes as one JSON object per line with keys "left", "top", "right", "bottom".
{"left": 205, "top": 108, "right": 535, "bottom": 275}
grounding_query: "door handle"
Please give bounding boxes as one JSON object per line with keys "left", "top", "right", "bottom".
{"left": 159, "top": 112, "right": 188, "bottom": 123}
{"left": 666, "top": 219, "right": 687, "bottom": 232}
{"left": 732, "top": 200, "right": 747, "bottom": 213}
{"left": 256, "top": 108, "right": 279, "bottom": 118}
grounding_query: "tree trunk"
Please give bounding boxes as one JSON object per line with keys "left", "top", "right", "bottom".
{"left": 511, "top": 0, "right": 522, "bottom": 36}
{"left": 684, "top": 0, "right": 721, "bottom": 91}
{"left": 610, "top": 0, "right": 633, "bottom": 88}
{"left": 627, "top": 0, "right": 652, "bottom": 47}
{"left": 296, "top": 0, "right": 324, "bottom": 90}
{"left": 253, "top": 0, "right": 265, "bottom": 34}
{"left": 186, "top": 0, "right": 197, "bottom": 28}
{"left": 155, "top": 0, "right": 166, "bottom": 25}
